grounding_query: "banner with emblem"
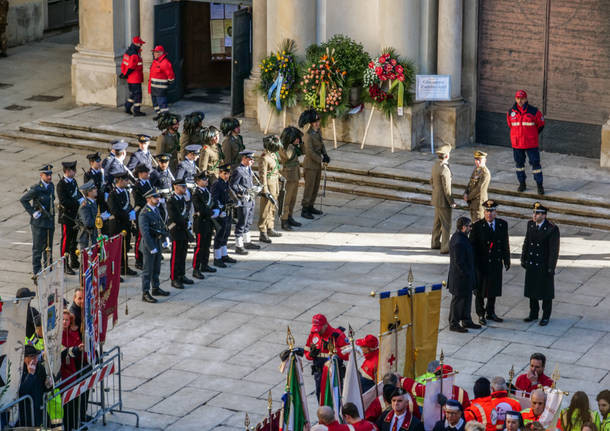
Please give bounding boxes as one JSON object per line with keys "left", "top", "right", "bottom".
{"left": 82, "top": 234, "right": 122, "bottom": 342}
{"left": 378, "top": 325, "right": 407, "bottom": 380}
{"left": 422, "top": 374, "right": 454, "bottom": 431}
{"left": 83, "top": 257, "right": 101, "bottom": 364}
{"left": 0, "top": 298, "right": 31, "bottom": 407}
{"left": 539, "top": 387, "right": 564, "bottom": 429}
{"left": 36, "top": 258, "right": 65, "bottom": 382}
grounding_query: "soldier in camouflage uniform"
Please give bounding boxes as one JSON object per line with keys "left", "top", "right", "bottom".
{"left": 199, "top": 126, "right": 224, "bottom": 185}
{"left": 180, "top": 111, "right": 205, "bottom": 160}
{"left": 463, "top": 150, "right": 491, "bottom": 222}
{"left": 155, "top": 112, "right": 181, "bottom": 173}
{"left": 258, "top": 135, "right": 283, "bottom": 243}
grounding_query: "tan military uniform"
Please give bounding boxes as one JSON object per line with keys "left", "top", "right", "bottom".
{"left": 430, "top": 158, "right": 455, "bottom": 253}
{"left": 222, "top": 134, "right": 245, "bottom": 170}
{"left": 464, "top": 165, "right": 491, "bottom": 222}
{"left": 301, "top": 128, "right": 325, "bottom": 209}
{"left": 279, "top": 142, "right": 302, "bottom": 221}
{"left": 258, "top": 150, "right": 281, "bottom": 233}
{"left": 199, "top": 143, "right": 224, "bottom": 185}
{"left": 0, "top": 0, "right": 8, "bottom": 56}
{"left": 179, "top": 130, "right": 203, "bottom": 160}
{"left": 156, "top": 131, "right": 180, "bottom": 173}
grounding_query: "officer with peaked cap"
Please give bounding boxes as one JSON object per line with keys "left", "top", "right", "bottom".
{"left": 211, "top": 163, "right": 237, "bottom": 267}
{"left": 57, "top": 161, "right": 82, "bottom": 274}
{"left": 192, "top": 170, "right": 217, "bottom": 279}
{"left": 463, "top": 150, "right": 491, "bottom": 222}
{"left": 521, "top": 202, "right": 560, "bottom": 326}
{"left": 431, "top": 143, "right": 456, "bottom": 254}
{"left": 150, "top": 153, "right": 174, "bottom": 221}
{"left": 103, "top": 140, "right": 130, "bottom": 189}
{"left": 127, "top": 134, "right": 154, "bottom": 172}
{"left": 176, "top": 144, "right": 201, "bottom": 189}
{"left": 139, "top": 187, "right": 170, "bottom": 303}
{"left": 132, "top": 163, "right": 153, "bottom": 269}
{"left": 431, "top": 399, "right": 465, "bottom": 431}
{"left": 377, "top": 386, "right": 425, "bottom": 431}
{"left": 230, "top": 150, "right": 261, "bottom": 254}
{"left": 20, "top": 164, "right": 56, "bottom": 277}
{"left": 77, "top": 180, "right": 106, "bottom": 250}
{"left": 167, "top": 177, "right": 194, "bottom": 289}
{"left": 84, "top": 152, "right": 107, "bottom": 220}
{"left": 107, "top": 171, "right": 137, "bottom": 276}
{"left": 470, "top": 199, "right": 510, "bottom": 325}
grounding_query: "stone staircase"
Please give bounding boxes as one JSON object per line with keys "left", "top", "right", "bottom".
{"left": 3, "top": 119, "right": 610, "bottom": 231}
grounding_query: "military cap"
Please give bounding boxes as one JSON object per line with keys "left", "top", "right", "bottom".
{"left": 435, "top": 144, "right": 452, "bottom": 155}
{"left": 113, "top": 172, "right": 129, "bottom": 181}
{"left": 111, "top": 140, "right": 129, "bottom": 151}
{"left": 137, "top": 134, "right": 152, "bottom": 144}
{"left": 24, "top": 344, "right": 40, "bottom": 357}
{"left": 239, "top": 150, "right": 255, "bottom": 159}
{"left": 474, "top": 150, "right": 488, "bottom": 159}
{"left": 390, "top": 387, "right": 407, "bottom": 399}
{"left": 445, "top": 399, "right": 463, "bottom": 412}
{"left": 16, "top": 287, "right": 35, "bottom": 298}
{"left": 482, "top": 199, "right": 498, "bottom": 211}
{"left": 133, "top": 163, "right": 150, "bottom": 174}
{"left": 79, "top": 180, "right": 97, "bottom": 191}
{"left": 311, "top": 314, "right": 328, "bottom": 332}
{"left": 280, "top": 126, "right": 303, "bottom": 147}
{"left": 356, "top": 334, "right": 379, "bottom": 350}
{"left": 143, "top": 188, "right": 160, "bottom": 198}
{"left": 194, "top": 171, "right": 208, "bottom": 181}
{"left": 86, "top": 152, "right": 102, "bottom": 162}
{"left": 533, "top": 202, "right": 548, "bottom": 213}
{"left": 185, "top": 144, "right": 202, "bottom": 154}
{"left": 172, "top": 178, "right": 187, "bottom": 187}
{"left": 155, "top": 153, "right": 171, "bottom": 162}
{"left": 218, "top": 163, "right": 231, "bottom": 173}
{"left": 298, "top": 108, "right": 320, "bottom": 128}
{"left": 61, "top": 161, "right": 77, "bottom": 170}
{"left": 39, "top": 164, "right": 53, "bottom": 173}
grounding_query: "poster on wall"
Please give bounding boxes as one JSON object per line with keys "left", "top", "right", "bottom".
{"left": 210, "top": 3, "right": 224, "bottom": 19}
{"left": 224, "top": 19, "right": 233, "bottom": 47}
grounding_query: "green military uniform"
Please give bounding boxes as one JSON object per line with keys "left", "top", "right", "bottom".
{"left": 222, "top": 134, "right": 245, "bottom": 170}
{"left": 180, "top": 129, "right": 203, "bottom": 160}
{"left": 157, "top": 131, "right": 180, "bottom": 173}
{"left": 301, "top": 127, "right": 326, "bottom": 210}
{"left": 258, "top": 150, "right": 281, "bottom": 234}
{"left": 279, "top": 141, "right": 302, "bottom": 222}
{"left": 0, "top": 0, "right": 8, "bottom": 57}
{"left": 430, "top": 145, "right": 455, "bottom": 253}
{"left": 199, "top": 142, "right": 224, "bottom": 185}
{"left": 464, "top": 150, "right": 491, "bottom": 222}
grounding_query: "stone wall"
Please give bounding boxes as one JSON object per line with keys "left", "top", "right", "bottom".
{"left": 6, "top": 0, "right": 44, "bottom": 47}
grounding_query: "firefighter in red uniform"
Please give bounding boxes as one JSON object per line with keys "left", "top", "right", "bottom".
{"left": 506, "top": 90, "right": 545, "bottom": 195}
{"left": 304, "top": 314, "right": 349, "bottom": 401}
{"left": 120, "top": 36, "right": 146, "bottom": 117}
{"left": 356, "top": 334, "right": 379, "bottom": 393}
{"left": 464, "top": 377, "right": 493, "bottom": 427}
{"left": 400, "top": 365, "right": 471, "bottom": 409}
{"left": 148, "top": 45, "right": 175, "bottom": 118}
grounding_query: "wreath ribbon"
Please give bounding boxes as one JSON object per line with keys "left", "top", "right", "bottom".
{"left": 268, "top": 73, "right": 284, "bottom": 111}
{"left": 319, "top": 81, "right": 327, "bottom": 110}
{"left": 389, "top": 79, "right": 405, "bottom": 112}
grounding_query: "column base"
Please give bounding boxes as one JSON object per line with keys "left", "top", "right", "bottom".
{"left": 243, "top": 77, "right": 260, "bottom": 119}
{"left": 432, "top": 100, "right": 473, "bottom": 148}
{"left": 601, "top": 117, "right": 610, "bottom": 168}
{"left": 71, "top": 46, "right": 127, "bottom": 107}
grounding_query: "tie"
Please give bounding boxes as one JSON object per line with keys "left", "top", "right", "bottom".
{"left": 489, "top": 223, "right": 494, "bottom": 231}
{"left": 392, "top": 418, "right": 399, "bottom": 431}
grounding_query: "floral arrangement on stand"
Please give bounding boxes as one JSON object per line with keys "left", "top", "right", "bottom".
{"left": 259, "top": 39, "right": 300, "bottom": 114}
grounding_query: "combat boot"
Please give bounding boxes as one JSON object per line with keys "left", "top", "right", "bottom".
{"left": 288, "top": 216, "right": 302, "bottom": 227}
{"left": 268, "top": 229, "right": 282, "bottom": 238}
{"left": 309, "top": 206, "right": 323, "bottom": 215}
{"left": 281, "top": 220, "right": 293, "bottom": 231}
{"left": 259, "top": 231, "right": 272, "bottom": 243}
{"left": 301, "top": 207, "right": 314, "bottom": 219}
{"left": 192, "top": 269, "right": 205, "bottom": 279}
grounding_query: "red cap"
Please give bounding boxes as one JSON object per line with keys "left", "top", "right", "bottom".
{"left": 435, "top": 364, "right": 454, "bottom": 377}
{"left": 356, "top": 334, "right": 379, "bottom": 350}
{"left": 153, "top": 45, "right": 165, "bottom": 53}
{"left": 515, "top": 90, "right": 527, "bottom": 98}
{"left": 311, "top": 314, "right": 328, "bottom": 332}
{"left": 133, "top": 36, "right": 145, "bottom": 45}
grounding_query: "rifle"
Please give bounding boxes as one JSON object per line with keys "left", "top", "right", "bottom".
{"left": 277, "top": 176, "right": 286, "bottom": 217}
{"left": 251, "top": 172, "right": 278, "bottom": 209}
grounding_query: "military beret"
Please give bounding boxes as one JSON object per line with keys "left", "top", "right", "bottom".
{"left": 185, "top": 144, "right": 202, "bottom": 154}
{"left": 482, "top": 199, "right": 498, "bottom": 210}
{"left": 239, "top": 150, "right": 255, "bottom": 159}
{"left": 61, "top": 161, "right": 77, "bottom": 170}
{"left": 435, "top": 144, "right": 452, "bottom": 155}
{"left": 79, "top": 179, "right": 97, "bottom": 191}
{"left": 143, "top": 188, "right": 160, "bottom": 198}
{"left": 137, "top": 134, "right": 152, "bottom": 144}
{"left": 194, "top": 171, "right": 208, "bottom": 181}
{"left": 111, "top": 140, "right": 129, "bottom": 151}
{"left": 86, "top": 152, "right": 102, "bottom": 162}
{"left": 474, "top": 150, "right": 488, "bottom": 159}
{"left": 218, "top": 163, "right": 231, "bottom": 173}
{"left": 24, "top": 344, "right": 40, "bottom": 357}
{"left": 172, "top": 178, "right": 187, "bottom": 187}
{"left": 39, "top": 164, "right": 53, "bottom": 173}
{"left": 390, "top": 387, "right": 407, "bottom": 399}
{"left": 133, "top": 163, "right": 150, "bottom": 174}
{"left": 155, "top": 153, "right": 171, "bottom": 162}
{"left": 533, "top": 202, "right": 548, "bottom": 213}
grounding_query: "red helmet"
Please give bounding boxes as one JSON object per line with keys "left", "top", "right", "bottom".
{"left": 153, "top": 45, "right": 165, "bottom": 53}
{"left": 515, "top": 89, "right": 527, "bottom": 98}
{"left": 132, "top": 36, "right": 145, "bottom": 45}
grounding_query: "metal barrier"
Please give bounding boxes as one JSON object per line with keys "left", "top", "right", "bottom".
{"left": 0, "top": 395, "right": 34, "bottom": 429}
{"left": 42, "top": 345, "right": 139, "bottom": 430}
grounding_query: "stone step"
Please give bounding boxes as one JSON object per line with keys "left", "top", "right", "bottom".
{"left": 37, "top": 118, "right": 151, "bottom": 140}
{"left": 325, "top": 170, "right": 610, "bottom": 221}
{"left": 0, "top": 130, "right": 144, "bottom": 153}
{"left": 19, "top": 122, "right": 135, "bottom": 146}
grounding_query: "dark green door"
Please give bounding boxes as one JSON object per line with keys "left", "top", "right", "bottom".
{"left": 231, "top": 7, "right": 252, "bottom": 115}
{"left": 154, "top": 2, "right": 184, "bottom": 103}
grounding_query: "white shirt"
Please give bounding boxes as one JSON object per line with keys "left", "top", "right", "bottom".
{"left": 444, "top": 418, "right": 464, "bottom": 430}
{"left": 390, "top": 411, "right": 407, "bottom": 431}
{"left": 488, "top": 220, "right": 495, "bottom": 231}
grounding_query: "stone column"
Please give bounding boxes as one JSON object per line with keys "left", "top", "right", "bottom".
{"left": 437, "top": 0, "right": 462, "bottom": 99}
{"left": 269, "top": 0, "right": 316, "bottom": 56}
{"left": 461, "top": 0, "right": 478, "bottom": 145}
{"left": 419, "top": 0, "right": 437, "bottom": 75}
{"left": 379, "top": 0, "right": 420, "bottom": 63}
{"left": 244, "top": 0, "right": 267, "bottom": 118}
{"left": 71, "top": 0, "right": 128, "bottom": 106}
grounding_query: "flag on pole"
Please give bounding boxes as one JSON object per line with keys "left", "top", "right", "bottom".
{"left": 36, "top": 257, "right": 65, "bottom": 383}
{"left": 319, "top": 355, "right": 342, "bottom": 421}
{"left": 378, "top": 325, "right": 407, "bottom": 380}
{"left": 422, "top": 374, "right": 454, "bottom": 431}
{"left": 342, "top": 349, "right": 364, "bottom": 418}
{"left": 0, "top": 298, "right": 31, "bottom": 406}
{"left": 279, "top": 352, "right": 309, "bottom": 431}
{"left": 83, "top": 257, "right": 100, "bottom": 364}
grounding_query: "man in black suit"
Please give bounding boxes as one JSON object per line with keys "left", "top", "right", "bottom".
{"left": 132, "top": 164, "right": 153, "bottom": 269}
{"left": 376, "top": 387, "right": 425, "bottom": 431}
{"left": 447, "top": 216, "right": 481, "bottom": 333}
{"left": 469, "top": 200, "right": 511, "bottom": 326}
{"left": 57, "top": 161, "right": 82, "bottom": 274}
{"left": 521, "top": 202, "right": 560, "bottom": 326}
{"left": 167, "top": 178, "right": 194, "bottom": 289}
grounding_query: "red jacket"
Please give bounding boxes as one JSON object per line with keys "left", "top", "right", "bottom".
{"left": 148, "top": 53, "right": 175, "bottom": 95}
{"left": 464, "top": 396, "right": 492, "bottom": 427}
{"left": 514, "top": 373, "right": 553, "bottom": 393}
{"left": 400, "top": 377, "right": 471, "bottom": 409}
{"left": 506, "top": 102, "right": 544, "bottom": 149}
{"left": 352, "top": 419, "right": 378, "bottom": 431}
{"left": 487, "top": 390, "right": 522, "bottom": 431}
{"left": 304, "top": 325, "right": 350, "bottom": 362}
{"left": 327, "top": 420, "right": 351, "bottom": 431}
{"left": 121, "top": 44, "right": 143, "bottom": 84}
{"left": 361, "top": 350, "right": 379, "bottom": 381}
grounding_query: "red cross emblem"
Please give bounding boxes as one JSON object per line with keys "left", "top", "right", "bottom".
{"left": 387, "top": 354, "right": 396, "bottom": 366}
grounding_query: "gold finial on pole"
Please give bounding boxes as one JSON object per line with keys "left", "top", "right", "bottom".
{"left": 441, "top": 280, "right": 447, "bottom": 287}
{"left": 369, "top": 290, "right": 376, "bottom": 297}
{"left": 286, "top": 326, "right": 295, "bottom": 350}
{"left": 551, "top": 365, "right": 560, "bottom": 389}
{"left": 268, "top": 390, "right": 272, "bottom": 409}
{"left": 508, "top": 365, "right": 515, "bottom": 386}
{"left": 408, "top": 266, "right": 414, "bottom": 285}
{"left": 95, "top": 205, "right": 103, "bottom": 230}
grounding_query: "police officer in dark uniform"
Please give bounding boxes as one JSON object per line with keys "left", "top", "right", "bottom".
{"left": 132, "top": 164, "right": 153, "bottom": 269}
{"left": 521, "top": 203, "right": 560, "bottom": 326}
{"left": 57, "top": 161, "right": 82, "bottom": 274}
{"left": 212, "top": 163, "right": 237, "bottom": 267}
{"left": 167, "top": 178, "right": 194, "bottom": 289}
{"left": 192, "top": 171, "right": 217, "bottom": 279}
{"left": 102, "top": 140, "right": 130, "bottom": 190}
{"left": 230, "top": 150, "right": 261, "bottom": 255}
{"left": 84, "top": 152, "right": 106, "bottom": 215}
{"left": 176, "top": 144, "right": 201, "bottom": 188}
{"left": 139, "top": 188, "right": 170, "bottom": 303}
{"left": 469, "top": 199, "right": 510, "bottom": 325}
{"left": 77, "top": 180, "right": 105, "bottom": 250}
{"left": 150, "top": 153, "right": 174, "bottom": 222}
{"left": 107, "top": 172, "right": 137, "bottom": 276}
{"left": 20, "top": 164, "right": 56, "bottom": 277}
{"left": 127, "top": 134, "right": 154, "bottom": 172}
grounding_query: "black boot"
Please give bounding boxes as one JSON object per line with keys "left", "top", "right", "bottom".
{"left": 171, "top": 280, "right": 184, "bottom": 289}
{"left": 281, "top": 220, "right": 293, "bottom": 231}
{"left": 64, "top": 263, "right": 76, "bottom": 276}
{"left": 70, "top": 255, "right": 80, "bottom": 269}
{"left": 235, "top": 247, "right": 248, "bottom": 255}
{"left": 133, "top": 110, "right": 146, "bottom": 117}
{"left": 518, "top": 182, "right": 526, "bottom": 192}
{"left": 288, "top": 216, "right": 302, "bottom": 227}
{"left": 203, "top": 265, "right": 217, "bottom": 273}
{"left": 181, "top": 276, "right": 194, "bottom": 285}
{"left": 268, "top": 229, "right": 282, "bottom": 238}
{"left": 222, "top": 255, "right": 237, "bottom": 263}
{"left": 142, "top": 292, "right": 158, "bottom": 303}
{"left": 192, "top": 269, "right": 205, "bottom": 279}
{"left": 245, "top": 242, "right": 261, "bottom": 250}
{"left": 151, "top": 287, "right": 170, "bottom": 296}
{"left": 301, "top": 207, "right": 314, "bottom": 220}
{"left": 537, "top": 183, "right": 545, "bottom": 195}
{"left": 214, "top": 258, "right": 227, "bottom": 268}
{"left": 260, "top": 232, "right": 272, "bottom": 243}
{"left": 309, "top": 206, "right": 323, "bottom": 215}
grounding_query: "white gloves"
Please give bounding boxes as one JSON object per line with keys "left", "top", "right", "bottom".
{"left": 212, "top": 209, "right": 220, "bottom": 218}
{"left": 150, "top": 248, "right": 158, "bottom": 254}
{"left": 101, "top": 211, "right": 111, "bottom": 221}
{"left": 162, "top": 237, "right": 171, "bottom": 249}
{"left": 220, "top": 211, "right": 227, "bottom": 218}
{"left": 129, "top": 210, "right": 136, "bottom": 220}
{"left": 78, "top": 197, "right": 85, "bottom": 205}
{"left": 159, "top": 197, "right": 165, "bottom": 204}
{"left": 33, "top": 211, "right": 41, "bottom": 219}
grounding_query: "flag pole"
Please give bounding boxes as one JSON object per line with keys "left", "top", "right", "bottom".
{"left": 407, "top": 267, "right": 416, "bottom": 379}
{"left": 439, "top": 349, "right": 445, "bottom": 422}
{"left": 267, "top": 390, "right": 273, "bottom": 431}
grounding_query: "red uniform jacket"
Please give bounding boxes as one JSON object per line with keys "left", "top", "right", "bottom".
{"left": 304, "top": 325, "right": 350, "bottom": 361}
{"left": 148, "top": 53, "right": 175, "bottom": 95}
{"left": 121, "top": 44, "right": 143, "bottom": 84}
{"left": 464, "top": 396, "right": 492, "bottom": 427}
{"left": 506, "top": 102, "right": 544, "bottom": 149}
{"left": 352, "top": 419, "right": 378, "bottom": 431}
{"left": 361, "top": 350, "right": 379, "bottom": 381}
{"left": 514, "top": 373, "right": 553, "bottom": 393}
{"left": 400, "top": 377, "right": 471, "bottom": 408}
{"left": 365, "top": 393, "right": 421, "bottom": 423}
{"left": 487, "top": 390, "right": 522, "bottom": 431}
{"left": 327, "top": 420, "right": 351, "bottom": 431}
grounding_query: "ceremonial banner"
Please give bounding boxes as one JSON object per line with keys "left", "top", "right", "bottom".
{"left": 378, "top": 326, "right": 407, "bottom": 380}
{"left": 412, "top": 284, "right": 442, "bottom": 377}
{"left": 422, "top": 375, "right": 454, "bottom": 431}
{"left": 363, "top": 381, "right": 383, "bottom": 411}
{"left": 342, "top": 348, "right": 364, "bottom": 418}
{"left": 540, "top": 387, "right": 564, "bottom": 429}
{"left": 82, "top": 234, "right": 122, "bottom": 342}
{"left": 36, "top": 258, "right": 65, "bottom": 382}
{"left": 83, "top": 257, "right": 101, "bottom": 364}
{"left": 0, "top": 298, "right": 31, "bottom": 407}
{"left": 279, "top": 352, "right": 309, "bottom": 431}
{"left": 320, "top": 355, "right": 342, "bottom": 421}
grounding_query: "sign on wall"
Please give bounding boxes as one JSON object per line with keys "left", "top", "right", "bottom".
{"left": 416, "top": 75, "right": 451, "bottom": 101}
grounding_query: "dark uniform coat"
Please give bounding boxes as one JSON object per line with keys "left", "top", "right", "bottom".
{"left": 126, "top": 149, "right": 154, "bottom": 172}
{"left": 176, "top": 159, "right": 198, "bottom": 188}
{"left": 150, "top": 167, "right": 174, "bottom": 196}
{"left": 521, "top": 219, "right": 560, "bottom": 300}
{"left": 222, "top": 134, "right": 245, "bottom": 169}
{"left": 166, "top": 194, "right": 190, "bottom": 241}
{"left": 77, "top": 197, "right": 98, "bottom": 249}
{"left": 230, "top": 163, "right": 254, "bottom": 204}
{"left": 102, "top": 154, "right": 129, "bottom": 190}
{"left": 133, "top": 179, "right": 153, "bottom": 214}
{"left": 107, "top": 187, "right": 132, "bottom": 235}
{"left": 447, "top": 230, "right": 475, "bottom": 296}
{"left": 84, "top": 168, "right": 106, "bottom": 211}
{"left": 192, "top": 186, "right": 214, "bottom": 234}
{"left": 57, "top": 177, "right": 80, "bottom": 226}
{"left": 21, "top": 181, "right": 55, "bottom": 229}
{"left": 470, "top": 218, "right": 510, "bottom": 298}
